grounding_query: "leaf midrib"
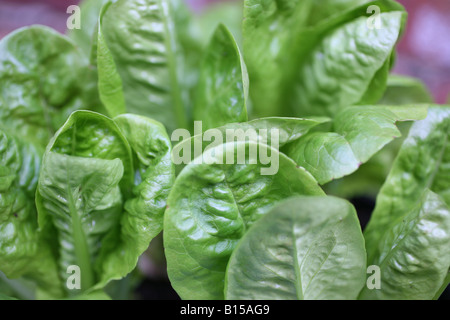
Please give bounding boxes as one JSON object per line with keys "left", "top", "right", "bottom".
{"left": 65, "top": 156, "right": 95, "bottom": 293}
{"left": 291, "top": 225, "right": 304, "bottom": 300}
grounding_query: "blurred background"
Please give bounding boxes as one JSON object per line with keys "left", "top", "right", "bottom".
{"left": 1, "top": 0, "right": 449, "bottom": 103}
{"left": 0, "top": 0, "right": 449, "bottom": 300}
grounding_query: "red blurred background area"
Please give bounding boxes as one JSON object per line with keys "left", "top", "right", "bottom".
{"left": 0, "top": 0, "right": 449, "bottom": 103}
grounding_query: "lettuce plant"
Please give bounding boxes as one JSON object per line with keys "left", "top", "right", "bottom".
{"left": 0, "top": 0, "right": 448, "bottom": 300}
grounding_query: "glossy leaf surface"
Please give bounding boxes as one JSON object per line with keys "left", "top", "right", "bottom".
{"left": 0, "top": 26, "right": 90, "bottom": 146}
{"left": 164, "top": 141, "right": 324, "bottom": 299}
{"left": 286, "top": 105, "right": 427, "bottom": 184}
{"left": 100, "top": 0, "right": 188, "bottom": 130}
{"left": 225, "top": 196, "right": 366, "bottom": 300}
{"left": 193, "top": 24, "right": 248, "bottom": 130}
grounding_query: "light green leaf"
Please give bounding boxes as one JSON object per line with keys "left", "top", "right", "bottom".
{"left": 285, "top": 105, "right": 428, "bottom": 184}
{"left": 193, "top": 24, "right": 248, "bottom": 131}
{"left": 113, "top": 114, "right": 175, "bottom": 249}
{"left": 243, "top": 0, "right": 405, "bottom": 117}
{"left": 96, "top": 1, "right": 126, "bottom": 118}
{"left": 306, "top": 0, "right": 372, "bottom": 26}
{"left": 225, "top": 196, "right": 366, "bottom": 300}
{"left": 360, "top": 190, "right": 450, "bottom": 300}
{"left": 164, "top": 141, "right": 324, "bottom": 300}
{"left": 0, "top": 26, "right": 92, "bottom": 146}
{"left": 192, "top": 0, "right": 244, "bottom": 47}
{"left": 100, "top": 0, "right": 188, "bottom": 131}
{"left": 35, "top": 111, "right": 127, "bottom": 295}
{"left": 243, "top": 0, "right": 309, "bottom": 117}
{"left": 0, "top": 271, "right": 35, "bottom": 300}
{"left": 364, "top": 106, "right": 450, "bottom": 263}
{"left": 291, "top": 12, "right": 404, "bottom": 117}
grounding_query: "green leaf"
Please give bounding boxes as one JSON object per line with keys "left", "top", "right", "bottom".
{"left": 0, "top": 129, "right": 63, "bottom": 297}
{"left": 0, "top": 271, "right": 35, "bottom": 300}
{"left": 290, "top": 11, "right": 404, "bottom": 117}
{"left": 0, "top": 293, "right": 17, "bottom": 300}
{"left": 364, "top": 106, "right": 450, "bottom": 263}
{"left": 378, "top": 74, "right": 434, "bottom": 105}
{"left": 113, "top": 114, "right": 175, "bottom": 249}
{"left": 225, "top": 196, "right": 366, "bottom": 300}
{"left": 305, "top": 0, "right": 372, "bottom": 26}
{"left": 359, "top": 190, "right": 450, "bottom": 300}
{"left": 168, "top": 0, "right": 207, "bottom": 123}
{"left": 164, "top": 141, "right": 324, "bottom": 300}
{"left": 285, "top": 105, "right": 428, "bottom": 184}
{"left": 192, "top": 1, "right": 244, "bottom": 47}
{"left": 42, "top": 111, "right": 134, "bottom": 194}
{"left": 193, "top": 24, "right": 248, "bottom": 131}
{"left": 324, "top": 101, "right": 429, "bottom": 198}
{"left": 243, "top": 0, "right": 309, "bottom": 117}
{"left": 96, "top": 1, "right": 126, "bottom": 118}
{"left": 0, "top": 26, "right": 92, "bottom": 146}
{"left": 433, "top": 271, "right": 450, "bottom": 300}
{"left": 243, "top": 0, "right": 405, "bottom": 117}
{"left": 36, "top": 111, "right": 174, "bottom": 296}
{"left": 99, "top": 0, "right": 188, "bottom": 131}
{"left": 35, "top": 111, "right": 125, "bottom": 295}
{"left": 38, "top": 152, "right": 125, "bottom": 293}
{"left": 67, "top": 290, "right": 111, "bottom": 300}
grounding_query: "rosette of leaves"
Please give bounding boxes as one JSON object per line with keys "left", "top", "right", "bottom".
{"left": 0, "top": 111, "right": 174, "bottom": 298}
